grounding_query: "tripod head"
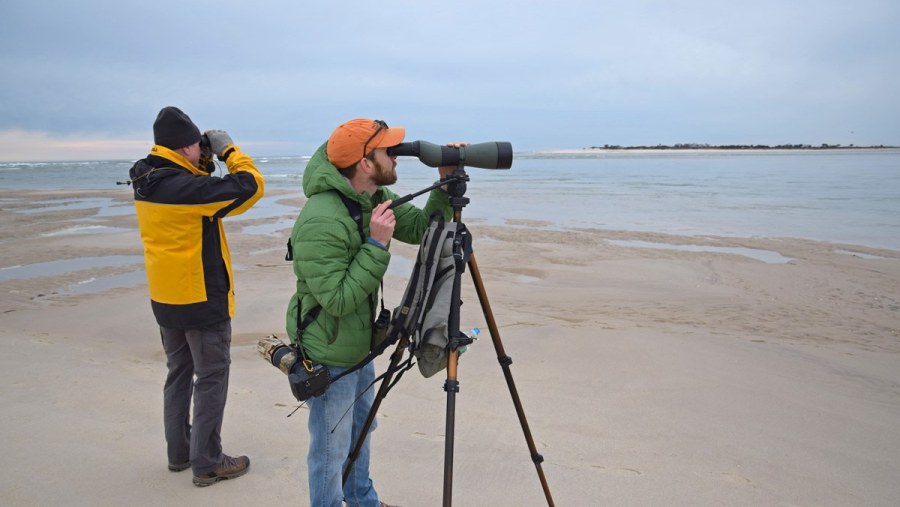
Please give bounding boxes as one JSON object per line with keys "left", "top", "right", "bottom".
{"left": 445, "top": 164, "right": 470, "bottom": 213}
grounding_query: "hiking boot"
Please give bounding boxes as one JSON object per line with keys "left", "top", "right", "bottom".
{"left": 167, "top": 461, "right": 190, "bottom": 472}
{"left": 192, "top": 454, "right": 250, "bottom": 487}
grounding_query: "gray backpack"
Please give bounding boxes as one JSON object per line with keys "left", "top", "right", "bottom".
{"left": 390, "top": 215, "right": 471, "bottom": 377}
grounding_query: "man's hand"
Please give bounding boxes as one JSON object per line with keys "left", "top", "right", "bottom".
{"left": 438, "top": 142, "right": 468, "bottom": 178}
{"left": 369, "top": 200, "right": 396, "bottom": 246}
{"left": 204, "top": 129, "right": 234, "bottom": 158}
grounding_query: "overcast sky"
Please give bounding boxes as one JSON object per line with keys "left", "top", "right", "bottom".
{"left": 1, "top": 0, "right": 898, "bottom": 161}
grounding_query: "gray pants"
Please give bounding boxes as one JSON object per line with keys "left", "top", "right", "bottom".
{"left": 160, "top": 320, "right": 231, "bottom": 475}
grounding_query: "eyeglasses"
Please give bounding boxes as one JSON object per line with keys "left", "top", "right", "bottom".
{"left": 362, "top": 120, "right": 388, "bottom": 159}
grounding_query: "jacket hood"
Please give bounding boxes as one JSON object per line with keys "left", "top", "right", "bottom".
{"left": 303, "top": 143, "right": 361, "bottom": 202}
{"left": 129, "top": 145, "right": 204, "bottom": 197}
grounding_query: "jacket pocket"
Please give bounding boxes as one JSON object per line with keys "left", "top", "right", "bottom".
{"left": 327, "top": 316, "right": 341, "bottom": 345}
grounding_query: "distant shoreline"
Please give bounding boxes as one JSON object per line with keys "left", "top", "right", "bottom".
{"left": 3, "top": 145, "right": 899, "bottom": 164}
{"left": 532, "top": 145, "right": 900, "bottom": 156}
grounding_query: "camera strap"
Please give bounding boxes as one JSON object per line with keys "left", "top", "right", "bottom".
{"left": 293, "top": 305, "right": 320, "bottom": 373}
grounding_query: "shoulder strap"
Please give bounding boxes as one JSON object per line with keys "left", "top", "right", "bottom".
{"left": 336, "top": 190, "right": 386, "bottom": 326}
{"left": 296, "top": 305, "right": 321, "bottom": 338}
{"left": 336, "top": 192, "right": 365, "bottom": 243}
{"left": 288, "top": 191, "right": 361, "bottom": 346}
{"left": 284, "top": 191, "right": 364, "bottom": 261}
{"left": 292, "top": 303, "right": 321, "bottom": 365}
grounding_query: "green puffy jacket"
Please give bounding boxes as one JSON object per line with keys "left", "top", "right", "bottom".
{"left": 286, "top": 143, "right": 451, "bottom": 367}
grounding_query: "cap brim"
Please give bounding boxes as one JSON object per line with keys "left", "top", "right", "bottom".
{"left": 372, "top": 127, "right": 405, "bottom": 149}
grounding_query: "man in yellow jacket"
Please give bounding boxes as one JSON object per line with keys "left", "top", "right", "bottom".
{"left": 129, "top": 106, "right": 264, "bottom": 487}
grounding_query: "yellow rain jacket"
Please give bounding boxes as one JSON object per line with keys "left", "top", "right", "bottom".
{"left": 129, "top": 144, "right": 264, "bottom": 328}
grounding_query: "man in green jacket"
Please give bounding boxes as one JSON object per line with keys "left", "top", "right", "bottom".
{"left": 287, "top": 118, "right": 454, "bottom": 506}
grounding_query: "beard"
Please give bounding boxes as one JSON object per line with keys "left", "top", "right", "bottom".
{"left": 371, "top": 157, "right": 398, "bottom": 186}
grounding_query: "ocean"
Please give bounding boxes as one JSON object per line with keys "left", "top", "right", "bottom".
{"left": 2, "top": 149, "right": 899, "bottom": 251}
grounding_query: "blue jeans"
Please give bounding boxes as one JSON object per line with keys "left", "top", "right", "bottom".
{"left": 307, "top": 361, "right": 380, "bottom": 507}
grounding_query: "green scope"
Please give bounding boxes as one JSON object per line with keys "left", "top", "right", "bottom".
{"left": 387, "top": 141, "right": 513, "bottom": 169}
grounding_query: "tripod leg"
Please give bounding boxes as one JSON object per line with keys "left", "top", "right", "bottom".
{"left": 442, "top": 219, "right": 468, "bottom": 507}
{"left": 468, "top": 253, "right": 556, "bottom": 507}
{"left": 443, "top": 349, "right": 460, "bottom": 507}
{"left": 342, "top": 335, "right": 409, "bottom": 485}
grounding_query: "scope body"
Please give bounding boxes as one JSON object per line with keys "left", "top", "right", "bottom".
{"left": 387, "top": 140, "right": 512, "bottom": 169}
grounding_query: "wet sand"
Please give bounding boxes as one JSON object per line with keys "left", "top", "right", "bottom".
{"left": 1, "top": 188, "right": 899, "bottom": 506}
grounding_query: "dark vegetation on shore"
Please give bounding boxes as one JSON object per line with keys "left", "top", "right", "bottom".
{"left": 590, "top": 143, "right": 898, "bottom": 150}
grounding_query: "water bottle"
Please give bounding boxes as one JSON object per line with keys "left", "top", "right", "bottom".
{"left": 459, "top": 327, "right": 480, "bottom": 355}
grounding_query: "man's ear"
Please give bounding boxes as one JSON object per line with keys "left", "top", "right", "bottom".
{"left": 357, "top": 156, "right": 373, "bottom": 175}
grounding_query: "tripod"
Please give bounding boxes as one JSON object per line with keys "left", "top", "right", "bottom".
{"left": 344, "top": 166, "right": 555, "bottom": 506}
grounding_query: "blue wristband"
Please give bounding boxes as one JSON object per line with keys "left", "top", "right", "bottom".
{"left": 367, "top": 237, "right": 386, "bottom": 249}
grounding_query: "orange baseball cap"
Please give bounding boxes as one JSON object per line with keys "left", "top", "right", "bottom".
{"left": 326, "top": 118, "right": 406, "bottom": 169}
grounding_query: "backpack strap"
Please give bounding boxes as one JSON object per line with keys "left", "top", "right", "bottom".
{"left": 393, "top": 212, "right": 448, "bottom": 340}
{"left": 337, "top": 190, "right": 389, "bottom": 329}
{"left": 409, "top": 216, "right": 448, "bottom": 337}
{"left": 288, "top": 191, "right": 365, "bottom": 352}
{"left": 336, "top": 192, "right": 365, "bottom": 243}
{"left": 285, "top": 238, "right": 293, "bottom": 261}
{"left": 329, "top": 324, "right": 401, "bottom": 384}
{"left": 285, "top": 191, "right": 364, "bottom": 261}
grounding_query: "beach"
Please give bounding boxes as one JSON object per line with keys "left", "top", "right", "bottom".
{"left": 2, "top": 187, "right": 900, "bottom": 506}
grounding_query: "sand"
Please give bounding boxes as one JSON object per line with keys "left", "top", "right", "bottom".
{"left": 1, "top": 188, "right": 899, "bottom": 506}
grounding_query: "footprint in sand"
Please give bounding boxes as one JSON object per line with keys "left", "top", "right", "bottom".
{"left": 591, "top": 465, "right": 643, "bottom": 476}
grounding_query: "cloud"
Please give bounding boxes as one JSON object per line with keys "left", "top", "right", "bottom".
{"left": 0, "top": 130, "right": 148, "bottom": 162}
{"left": 0, "top": 129, "right": 308, "bottom": 162}
{"left": 1, "top": 0, "right": 898, "bottom": 160}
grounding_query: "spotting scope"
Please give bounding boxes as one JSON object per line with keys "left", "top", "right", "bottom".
{"left": 387, "top": 141, "right": 513, "bottom": 169}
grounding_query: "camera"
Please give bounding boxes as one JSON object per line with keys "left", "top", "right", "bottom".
{"left": 387, "top": 141, "right": 513, "bottom": 169}
{"left": 257, "top": 335, "right": 330, "bottom": 401}
{"left": 288, "top": 366, "right": 330, "bottom": 402}
{"left": 371, "top": 308, "right": 391, "bottom": 349}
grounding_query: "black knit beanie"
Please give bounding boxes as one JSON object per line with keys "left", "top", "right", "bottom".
{"left": 153, "top": 106, "right": 201, "bottom": 149}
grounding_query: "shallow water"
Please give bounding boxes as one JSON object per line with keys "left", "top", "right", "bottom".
{"left": 606, "top": 239, "right": 794, "bottom": 264}
{"left": 3, "top": 150, "right": 899, "bottom": 250}
{"left": 0, "top": 255, "right": 144, "bottom": 282}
